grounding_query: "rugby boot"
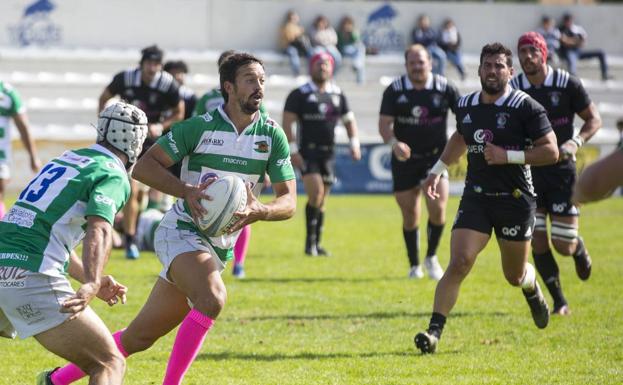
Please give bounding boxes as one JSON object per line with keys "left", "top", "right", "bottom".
{"left": 414, "top": 331, "right": 438, "bottom": 354}
{"left": 408, "top": 265, "right": 424, "bottom": 279}
{"left": 424, "top": 255, "right": 444, "bottom": 281}
{"left": 524, "top": 281, "right": 550, "bottom": 329}
{"left": 552, "top": 303, "right": 571, "bottom": 316}
{"left": 305, "top": 236, "right": 318, "bottom": 256}
{"left": 316, "top": 245, "right": 331, "bottom": 257}
{"left": 573, "top": 252, "right": 592, "bottom": 281}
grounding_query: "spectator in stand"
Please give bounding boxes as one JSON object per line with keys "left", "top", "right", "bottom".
{"left": 337, "top": 15, "right": 366, "bottom": 84}
{"left": 559, "top": 13, "right": 612, "bottom": 81}
{"left": 279, "top": 10, "right": 312, "bottom": 77}
{"left": 536, "top": 16, "right": 562, "bottom": 66}
{"left": 412, "top": 14, "right": 446, "bottom": 76}
{"left": 438, "top": 18, "right": 466, "bottom": 80}
{"left": 164, "top": 60, "right": 196, "bottom": 120}
{"left": 310, "top": 15, "right": 342, "bottom": 72}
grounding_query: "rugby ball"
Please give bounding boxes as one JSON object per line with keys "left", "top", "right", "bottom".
{"left": 196, "top": 175, "right": 247, "bottom": 236}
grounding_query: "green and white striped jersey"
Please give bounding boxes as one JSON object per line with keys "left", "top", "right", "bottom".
{"left": 156, "top": 106, "right": 295, "bottom": 258}
{"left": 0, "top": 144, "right": 130, "bottom": 276}
{"left": 0, "top": 81, "right": 25, "bottom": 161}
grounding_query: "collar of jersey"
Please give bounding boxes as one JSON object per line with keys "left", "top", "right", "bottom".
{"left": 89, "top": 144, "right": 126, "bottom": 170}
{"left": 521, "top": 65, "right": 554, "bottom": 89}
{"left": 403, "top": 73, "right": 434, "bottom": 90}
{"left": 307, "top": 81, "right": 339, "bottom": 94}
{"left": 216, "top": 104, "right": 261, "bottom": 135}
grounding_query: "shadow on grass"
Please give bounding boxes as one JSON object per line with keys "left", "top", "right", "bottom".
{"left": 235, "top": 276, "right": 412, "bottom": 284}
{"left": 223, "top": 310, "right": 510, "bottom": 322}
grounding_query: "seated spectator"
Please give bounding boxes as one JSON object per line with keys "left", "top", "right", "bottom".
{"left": 310, "top": 15, "right": 342, "bottom": 71}
{"left": 411, "top": 14, "right": 446, "bottom": 75}
{"left": 437, "top": 18, "right": 465, "bottom": 80}
{"left": 559, "top": 13, "right": 611, "bottom": 81}
{"left": 536, "top": 15, "right": 562, "bottom": 66}
{"left": 279, "top": 10, "right": 312, "bottom": 76}
{"left": 337, "top": 15, "right": 366, "bottom": 84}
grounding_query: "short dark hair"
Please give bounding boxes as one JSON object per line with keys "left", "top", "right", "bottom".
{"left": 140, "top": 45, "right": 163, "bottom": 64}
{"left": 219, "top": 53, "right": 264, "bottom": 103}
{"left": 163, "top": 60, "right": 188, "bottom": 74}
{"left": 217, "top": 50, "right": 237, "bottom": 68}
{"left": 479, "top": 42, "right": 513, "bottom": 68}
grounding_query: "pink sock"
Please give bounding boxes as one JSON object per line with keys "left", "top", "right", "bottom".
{"left": 50, "top": 329, "right": 129, "bottom": 385}
{"left": 0, "top": 202, "right": 5, "bottom": 219}
{"left": 234, "top": 225, "right": 251, "bottom": 266}
{"left": 162, "top": 309, "right": 214, "bottom": 385}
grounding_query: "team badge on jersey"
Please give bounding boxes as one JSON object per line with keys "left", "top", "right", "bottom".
{"left": 431, "top": 94, "right": 442, "bottom": 108}
{"left": 253, "top": 141, "right": 269, "bottom": 153}
{"left": 331, "top": 95, "right": 341, "bottom": 106}
{"left": 496, "top": 112, "right": 510, "bottom": 129}
{"left": 548, "top": 91, "right": 561, "bottom": 107}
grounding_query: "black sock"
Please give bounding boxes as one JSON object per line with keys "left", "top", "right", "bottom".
{"left": 125, "top": 233, "right": 136, "bottom": 247}
{"left": 426, "top": 221, "right": 445, "bottom": 257}
{"left": 305, "top": 204, "right": 319, "bottom": 246}
{"left": 403, "top": 227, "right": 420, "bottom": 267}
{"left": 573, "top": 237, "right": 588, "bottom": 259}
{"left": 533, "top": 249, "right": 567, "bottom": 307}
{"left": 428, "top": 312, "right": 446, "bottom": 339}
{"left": 316, "top": 210, "right": 325, "bottom": 246}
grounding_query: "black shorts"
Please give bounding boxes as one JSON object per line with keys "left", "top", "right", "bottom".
{"left": 532, "top": 166, "right": 578, "bottom": 217}
{"left": 300, "top": 149, "right": 335, "bottom": 185}
{"left": 392, "top": 156, "right": 439, "bottom": 192}
{"left": 453, "top": 193, "right": 536, "bottom": 241}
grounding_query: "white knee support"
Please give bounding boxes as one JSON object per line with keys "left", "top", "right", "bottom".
{"left": 550, "top": 221, "right": 578, "bottom": 242}
{"left": 534, "top": 213, "right": 547, "bottom": 233}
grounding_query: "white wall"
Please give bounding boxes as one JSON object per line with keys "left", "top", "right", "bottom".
{"left": 1, "top": 0, "right": 622, "bottom": 54}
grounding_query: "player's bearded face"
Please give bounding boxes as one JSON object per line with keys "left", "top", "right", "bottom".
{"left": 233, "top": 63, "right": 265, "bottom": 114}
{"left": 311, "top": 59, "right": 332, "bottom": 83}
{"left": 518, "top": 45, "right": 544, "bottom": 76}
{"left": 479, "top": 54, "right": 513, "bottom": 95}
{"left": 406, "top": 50, "right": 431, "bottom": 84}
{"left": 141, "top": 59, "right": 162, "bottom": 84}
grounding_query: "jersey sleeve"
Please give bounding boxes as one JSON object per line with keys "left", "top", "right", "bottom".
{"left": 165, "top": 81, "right": 182, "bottom": 109}
{"left": 106, "top": 71, "right": 125, "bottom": 96}
{"left": 156, "top": 117, "right": 205, "bottom": 163}
{"left": 5, "top": 84, "right": 25, "bottom": 115}
{"left": 379, "top": 86, "right": 396, "bottom": 116}
{"left": 522, "top": 98, "right": 552, "bottom": 141}
{"left": 283, "top": 89, "right": 301, "bottom": 115}
{"left": 266, "top": 123, "right": 296, "bottom": 183}
{"left": 567, "top": 75, "right": 591, "bottom": 113}
{"left": 446, "top": 82, "right": 461, "bottom": 114}
{"left": 85, "top": 172, "right": 130, "bottom": 224}
{"left": 339, "top": 93, "right": 350, "bottom": 116}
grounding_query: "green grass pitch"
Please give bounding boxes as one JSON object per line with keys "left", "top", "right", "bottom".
{"left": 1, "top": 195, "right": 622, "bottom": 384}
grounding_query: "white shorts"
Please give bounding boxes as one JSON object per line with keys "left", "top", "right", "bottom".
{"left": 0, "top": 162, "right": 9, "bottom": 179}
{"left": 154, "top": 221, "right": 225, "bottom": 284}
{"left": 0, "top": 267, "right": 73, "bottom": 339}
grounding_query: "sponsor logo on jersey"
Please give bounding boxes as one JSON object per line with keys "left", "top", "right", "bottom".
{"left": 396, "top": 94, "right": 408, "bottom": 104}
{"left": 462, "top": 114, "right": 472, "bottom": 124}
{"left": 201, "top": 112, "right": 214, "bottom": 122}
{"left": 166, "top": 131, "right": 180, "bottom": 154}
{"left": 200, "top": 137, "right": 224, "bottom": 146}
{"left": 0, "top": 267, "right": 27, "bottom": 288}
{"left": 496, "top": 112, "right": 510, "bottom": 129}
{"left": 222, "top": 157, "right": 248, "bottom": 166}
{"left": 411, "top": 105, "right": 428, "bottom": 118}
{"left": 8, "top": 0, "right": 62, "bottom": 47}
{"left": 552, "top": 202, "right": 568, "bottom": 213}
{"left": 548, "top": 91, "right": 561, "bottom": 107}
{"left": 473, "top": 129, "right": 494, "bottom": 144}
{"left": 59, "top": 151, "right": 93, "bottom": 168}
{"left": 501, "top": 225, "right": 521, "bottom": 237}
{"left": 276, "top": 157, "right": 291, "bottom": 167}
{"left": 94, "top": 194, "right": 115, "bottom": 209}
{"left": 3, "top": 206, "right": 36, "bottom": 228}
{"left": 200, "top": 172, "right": 219, "bottom": 184}
{"left": 254, "top": 141, "right": 269, "bottom": 153}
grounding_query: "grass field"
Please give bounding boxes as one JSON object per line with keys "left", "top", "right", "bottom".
{"left": 2, "top": 195, "right": 623, "bottom": 385}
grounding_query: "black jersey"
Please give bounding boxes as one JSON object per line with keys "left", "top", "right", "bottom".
{"left": 456, "top": 88, "right": 552, "bottom": 197}
{"left": 179, "top": 85, "right": 197, "bottom": 120}
{"left": 284, "top": 81, "right": 350, "bottom": 149}
{"left": 511, "top": 67, "right": 590, "bottom": 171}
{"left": 380, "top": 74, "right": 459, "bottom": 155}
{"left": 107, "top": 68, "right": 181, "bottom": 124}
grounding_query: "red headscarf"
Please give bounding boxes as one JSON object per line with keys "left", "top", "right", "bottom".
{"left": 309, "top": 52, "right": 335, "bottom": 75}
{"left": 518, "top": 31, "right": 548, "bottom": 62}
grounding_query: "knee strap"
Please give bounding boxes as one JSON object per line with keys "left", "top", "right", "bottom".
{"left": 550, "top": 221, "right": 578, "bottom": 242}
{"left": 534, "top": 213, "right": 547, "bottom": 233}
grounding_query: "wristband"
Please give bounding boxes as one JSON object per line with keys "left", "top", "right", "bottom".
{"left": 288, "top": 142, "right": 299, "bottom": 154}
{"left": 430, "top": 160, "right": 448, "bottom": 175}
{"left": 506, "top": 150, "right": 526, "bottom": 164}
{"left": 349, "top": 137, "right": 360, "bottom": 150}
{"left": 571, "top": 135, "right": 584, "bottom": 148}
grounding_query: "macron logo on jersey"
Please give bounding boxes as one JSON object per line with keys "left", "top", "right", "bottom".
{"left": 462, "top": 114, "right": 472, "bottom": 124}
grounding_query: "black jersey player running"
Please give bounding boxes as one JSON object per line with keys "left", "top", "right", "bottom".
{"left": 511, "top": 32, "right": 600, "bottom": 316}
{"left": 414, "top": 43, "right": 559, "bottom": 354}
{"left": 283, "top": 52, "right": 361, "bottom": 256}
{"left": 379, "top": 44, "right": 460, "bottom": 280}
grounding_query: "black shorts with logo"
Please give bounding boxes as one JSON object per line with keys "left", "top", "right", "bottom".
{"left": 300, "top": 147, "right": 335, "bottom": 185}
{"left": 452, "top": 192, "right": 536, "bottom": 241}
{"left": 532, "top": 166, "right": 578, "bottom": 217}
{"left": 391, "top": 155, "right": 439, "bottom": 192}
